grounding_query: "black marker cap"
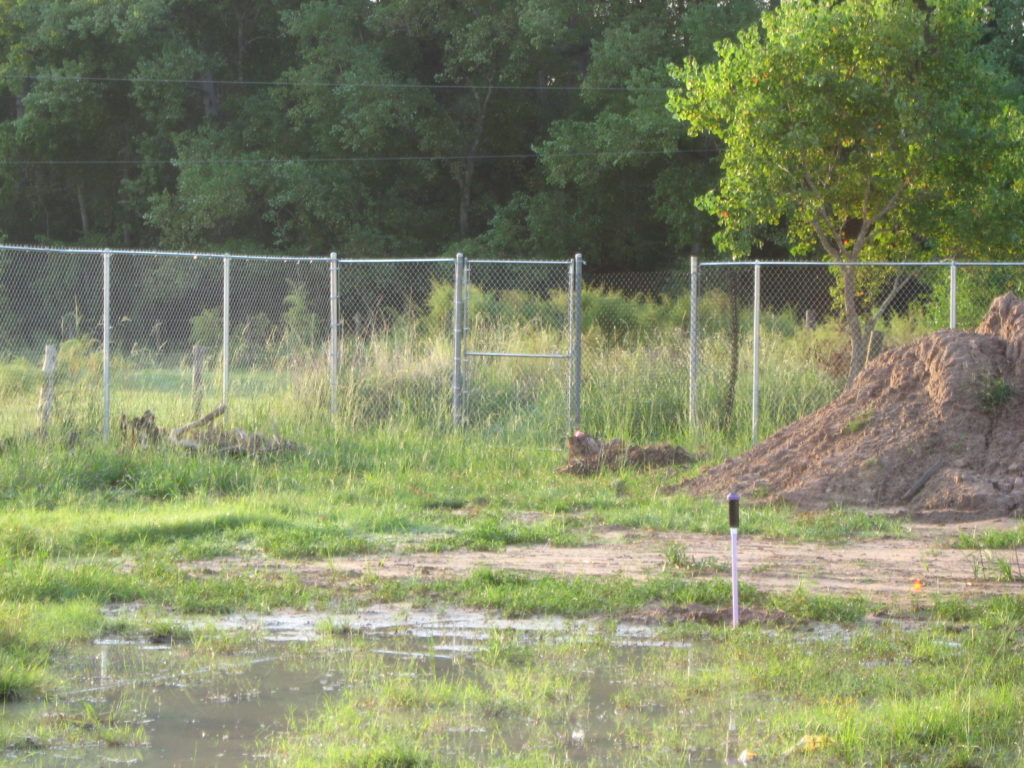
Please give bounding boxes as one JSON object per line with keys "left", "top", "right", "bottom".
{"left": 727, "top": 493, "right": 740, "bottom": 529}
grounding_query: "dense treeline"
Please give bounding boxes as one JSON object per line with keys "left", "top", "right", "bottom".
{"left": 0, "top": 0, "right": 776, "bottom": 270}
{"left": 0, "top": 0, "right": 1021, "bottom": 275}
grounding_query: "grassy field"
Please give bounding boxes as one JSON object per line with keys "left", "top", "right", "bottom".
{"left": 4, "top": 294, "right": 1024, "bottom": 765}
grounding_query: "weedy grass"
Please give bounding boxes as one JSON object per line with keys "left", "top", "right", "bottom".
{"left": 367, "top": 566, "right": 869, "bottom": 624}
{"left": 0, "top": 410, "right": 905, "bottom": 705}
{"left": 0, "top": 299, "right": 972, "bottom": 722}
{"left": 955, "top": 526, "right": 1024, "bottom": 550}
{"left": 256, "top": 606, "right": 1024, "bottom": 768}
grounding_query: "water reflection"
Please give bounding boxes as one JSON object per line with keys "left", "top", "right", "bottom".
{"left": 3, "top": 606, "right": 737, "bottom": 768}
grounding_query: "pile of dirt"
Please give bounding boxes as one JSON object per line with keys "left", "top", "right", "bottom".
{"left": 559, "top": 431, "right": 694, "bottom": 475}
{"left": 677, "top": 293, "right": 1024, "bottom": 518}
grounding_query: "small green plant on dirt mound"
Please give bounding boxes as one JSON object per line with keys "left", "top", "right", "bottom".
{"left": 977, "top": 374, "right": 1016, "bottom": 413}
{"left": 841, "top": 408, "right": 874, "bottom": 435}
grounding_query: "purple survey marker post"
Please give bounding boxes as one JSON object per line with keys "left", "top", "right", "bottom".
{"left": 728, "top": 493, "right": 740, "bottom": 628}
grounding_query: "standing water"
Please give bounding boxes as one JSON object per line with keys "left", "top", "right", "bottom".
{"left": 3, "top": 607, "right": 750, "bottom": 767}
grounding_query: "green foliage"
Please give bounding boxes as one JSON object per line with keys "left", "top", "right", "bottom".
{"left": 56, "top": 336, "right": 102, "bottom": 381}
{"left": 282, "top": 280, "right": 317, "bottom": 350}
{"left": 977, "top": 374, "right": 1017, "bottom": 413}
{"left": 671, "top": 0, "right": 1024, "bottom": 381}
{"left": 581, "top": 287, "right": 688, "bottom": 340}
{"left": 842, "top": 408, "right": 875, "bottom": 436}
{"left": 673, "top": 0, "right": 1023, "bottom": 263}
{"left": 0, "top": 357, "right": 38, "bottom": 397}
{"left": 947, "top": 265, "right": 1024, "bottom": 328}
{"left": 424, "top": 280, "right": 688, "bottom": 340}
{"left": 189, "top": 308, "right": 221, "bottom": 349}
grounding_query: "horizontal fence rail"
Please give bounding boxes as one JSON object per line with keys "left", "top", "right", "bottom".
{"left": 0, "top": 245, "right": 584, "bottom": 443}
{"left": 4, "top": 244, "right": 1022, "bottom": 450}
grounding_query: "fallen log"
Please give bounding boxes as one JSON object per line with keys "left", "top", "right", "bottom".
{"left": 121, "top": 405, "right": 299, "bottom": 457}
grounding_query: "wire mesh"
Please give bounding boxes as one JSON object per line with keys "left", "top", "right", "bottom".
{"left": 1, "top": 247, "right": 107, "bottom": 436}
{"left": 329, "top": 259, "right": 455, "bottom": 429}
{"left": 577, "top": 268, "right": 692, "bottom": 442}
{"left": 460, "top": 259, "right": 576, "bottom": 432}
{"left": 3, "top": 245, "right": 1021, "bottom": 447}
{"left": 696, "top": 261, "right": 967, "bottom": 445}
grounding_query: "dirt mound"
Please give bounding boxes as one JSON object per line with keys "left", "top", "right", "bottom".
{"left": 678, "top": 293, "right": 1024, "bottom": 518}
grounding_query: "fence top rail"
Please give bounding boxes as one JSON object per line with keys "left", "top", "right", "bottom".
{"left": 333, "top": 257, "right": 454, "bottom": 264}
{"left": 465, "top": 258, "right": 575, "bottom": 266}
{"left": 0, "top": 244, "right": 579, "bottom": 266}
{"left": 700, "top": 259, "right": 1024, "bottom": 268}
{"left": 0, "top": 243, "right": 336, "bottom": 262}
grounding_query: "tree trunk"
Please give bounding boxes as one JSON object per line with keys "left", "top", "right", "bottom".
{"left": 841, "top": 263, "right": 866, "bottom": 388}
{"left": 201, "top": 69, "right": 219, "bottom": 119}
{"left": 76, "top": 182, "right": 89, "bottom": 236}
{"left": 458, "top": 159, "right": 475, "bottom": 239}
{"left": 457, "top": 84, "right": 493, "bottom": 238}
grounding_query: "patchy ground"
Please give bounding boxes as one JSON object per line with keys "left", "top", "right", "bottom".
{"left": 193, "top": 517, "right": 1023, "bottom": 608}
{"left": 189, "top": 299, "right": 1024, "bottom": 613}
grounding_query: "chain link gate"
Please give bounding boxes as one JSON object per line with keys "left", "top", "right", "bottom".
{"left": 451, "top": 254, "right": 583, "bottom": 436}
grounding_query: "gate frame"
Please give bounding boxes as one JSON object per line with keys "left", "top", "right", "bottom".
{"left": 452, "top": 253, "right": 583, "bottom": 435}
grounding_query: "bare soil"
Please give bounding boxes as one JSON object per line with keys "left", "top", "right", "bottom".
{"left": 196, "top": 300, "right": 1024, "bottom": 612}
{"left": 194, "top": 517, "right": 1023, "bottom": 608}
{"left": 675, "top": 293, "right": 1024, "bottom": 517}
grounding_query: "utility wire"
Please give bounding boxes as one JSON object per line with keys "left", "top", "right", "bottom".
{"left": 0, "top": 72, "right": 671, "bottom": 93}
{"left": 0, "top": 148, "right": 715, "bottom": 167}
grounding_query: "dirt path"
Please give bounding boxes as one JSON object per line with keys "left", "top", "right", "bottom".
{"left": 211, "top": 518, "right": 1024, "bottom": 607}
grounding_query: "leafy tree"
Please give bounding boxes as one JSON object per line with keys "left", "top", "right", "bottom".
{"left": 671, "top": 0, "right": 1024, "bottom": 385}
{"left": 257, "top": 0, "right": 567, "bottom": 257}
{"left": 476, "top": 0, "right": 767, "bottom": 271}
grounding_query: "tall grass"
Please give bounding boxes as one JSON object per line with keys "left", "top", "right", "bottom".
{"left": 0, "top": 285, "right": 941, "bottom": 705}
{"left": 1, "top": 283, "right": 941, "bottom": 458}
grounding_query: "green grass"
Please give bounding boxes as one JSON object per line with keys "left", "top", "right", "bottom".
{"left": 0, "top": 404, "right": 907, "bottom": 706}
{"left": 370, "top": 567, "right": 870, "bottom": 623}
{"left": 251, "top": 608, "right": 1024, "bottom": 768}
{"left": 0, "top": 292, "right": 991, "bottom": 768}
{"left": 955, "top": 526, "right": 1024, "bottom": 550}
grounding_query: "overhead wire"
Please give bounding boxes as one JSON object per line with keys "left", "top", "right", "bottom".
{"left": 0, "top": 148, "right": 715, "bottom": 167}
{"left": 0, "top": 72, "right": 698, "bottom": 166}
{"left": 0, "top": 72, "right": 670, "bottom": 93}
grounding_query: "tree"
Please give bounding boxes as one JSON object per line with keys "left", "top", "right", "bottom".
{"left": 475, "top": 0, "right": 768, "bottom": 271}
{"left": 670, "top": 0, "right": 1024, "bottom": 385}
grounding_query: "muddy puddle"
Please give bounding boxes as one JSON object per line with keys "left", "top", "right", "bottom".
{"left": 3, "top": 606, "right": 752, "bottom": 767}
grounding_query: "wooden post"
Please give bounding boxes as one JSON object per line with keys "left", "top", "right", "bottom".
{"left": 38, "top": 344, "right": 58, "bottom": 436}
{"left": 192, "top": 344, "right": 206, "bottom": 419}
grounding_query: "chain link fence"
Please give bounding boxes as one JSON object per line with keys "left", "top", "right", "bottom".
{"left": 0, "top": 246, "right": 581, "bottom": 442}
{"left": 567, "top": 259, "right": 1022, "bottom": 448}
{"left": 690, "top": 259, "right": 1024, "bottom": 446}
{"left": 4, "top": 244, "right": 1022, "bottom": 448}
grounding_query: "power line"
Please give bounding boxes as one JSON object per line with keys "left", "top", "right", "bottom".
{"left": 0, "top": 72, "right": 671, "bottom": 93}
{"left": 0, "top": 148, "right": 714, "bottom": 167}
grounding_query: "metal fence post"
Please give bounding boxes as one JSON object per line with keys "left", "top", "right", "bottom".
{"left": 222, "top": 255, "right": 230, "bottom": 410}
{"left": 452, "top": 252, "right": 466, "bottom": 426}
{"left": 102, "top": 250, "right": 111, "bottom": 440}
{"left": 568, "top": 253, "right": 583, "bottom": 433}
{"left": 949, "top": 261, "right": 958, "bottom": 330}
{"left": 689, "top": 255, "right": 699, "bottom": 431}
{"left": 329, "top": 252, "right": 339, "bottom": 415}
{"left": 751, "top": 261, "right": 762, "bottom": 445}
